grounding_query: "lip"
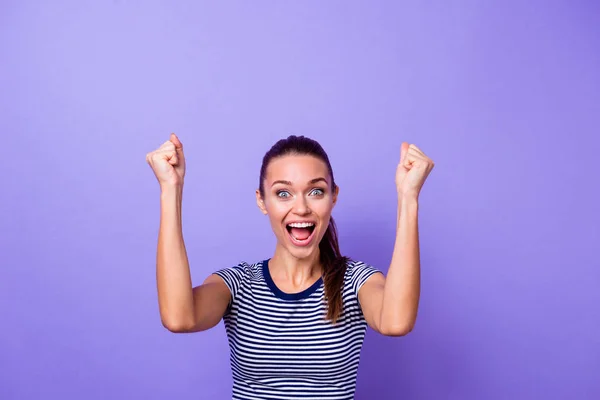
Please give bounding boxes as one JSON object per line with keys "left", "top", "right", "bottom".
{"left": 286, "top": 220, "right": 317, "bottom": 225}
{"left": 285, "top": 220, "right": 318, "bottom": 247}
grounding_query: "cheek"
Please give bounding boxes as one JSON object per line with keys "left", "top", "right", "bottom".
{"left": 310, "top": 199, "right": 334, "bottom": 215}
{"left": 264, "top": 201, "right": 288, "bottom": 222}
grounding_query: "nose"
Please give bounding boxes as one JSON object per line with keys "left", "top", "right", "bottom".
{"left": 292, "top": 196, "right": 311, "bottom": 215}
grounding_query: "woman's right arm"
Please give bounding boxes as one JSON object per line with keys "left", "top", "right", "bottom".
{"left": 156, "top": 184, "right": 231, "bottom": 333}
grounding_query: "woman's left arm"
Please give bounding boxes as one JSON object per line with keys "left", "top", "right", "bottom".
{"left": 359, "top": 143, "right": 434, "bottom": 336}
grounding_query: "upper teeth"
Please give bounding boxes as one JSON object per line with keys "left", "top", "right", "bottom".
{"left": 288, "top": 222, "right": 314, "bottom": 228}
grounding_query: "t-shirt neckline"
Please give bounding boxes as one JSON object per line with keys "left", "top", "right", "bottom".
{"left": 262, "top": 258, "right": 323, "bottom": 300}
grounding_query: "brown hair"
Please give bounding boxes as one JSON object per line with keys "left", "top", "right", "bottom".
{"left": 258, "top": 135, "right": 349, "bottom": 323}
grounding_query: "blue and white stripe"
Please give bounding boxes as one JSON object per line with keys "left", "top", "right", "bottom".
{"left": 214, "top": 259, "right": 380, "bottom": 400}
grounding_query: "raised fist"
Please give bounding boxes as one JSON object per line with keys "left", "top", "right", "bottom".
{"left": 146, "top": 133, "right": 186, "bottom": 188}
{"left": 396, "top": 142, "right": 434, "bottom": 198}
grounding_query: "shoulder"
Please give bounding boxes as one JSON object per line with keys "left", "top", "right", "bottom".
{"left": 344, "top": 259, "right": 383, "bottom": 295}
{"left": 344, "top": 259, "right": 381, "bottom": 279}
{"left": 212, "top": 260, "right": 265, "bottom": 296}
{"left": 213, "top": 260, "right": 263, "bottom": 282}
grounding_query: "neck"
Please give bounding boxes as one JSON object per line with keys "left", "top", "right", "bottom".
{"left": 270, "top": 244, "right": 322, "bottom": 286}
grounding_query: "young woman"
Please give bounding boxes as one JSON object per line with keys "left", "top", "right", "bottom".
{"left": 146, "top": 134, "right": 434, "bottom": 399}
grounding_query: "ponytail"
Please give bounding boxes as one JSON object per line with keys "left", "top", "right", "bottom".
{"left": 319, "top": 216, "right": 349, "bottom": 324}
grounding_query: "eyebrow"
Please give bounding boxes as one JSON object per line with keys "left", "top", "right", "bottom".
{"left": 271, "top": 177, "right": 328, "bottom": 187}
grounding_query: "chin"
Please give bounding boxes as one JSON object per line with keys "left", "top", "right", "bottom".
{"left": 286, "top": 245, "right": 318, "bottom": 261}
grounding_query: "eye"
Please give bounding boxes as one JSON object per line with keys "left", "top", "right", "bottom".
{"left": 276, "top": 190, "right": 291, "bottom": 198}
{"left": 310, "top": 188, "right": 325, "bottom": 196}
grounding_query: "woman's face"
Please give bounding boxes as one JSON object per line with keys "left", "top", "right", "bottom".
{"left": 257, "top": 154, "right": 338, "bottom": 260}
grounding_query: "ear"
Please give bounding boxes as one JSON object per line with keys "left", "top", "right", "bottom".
{"left": 256, "top": 189, "right": 268, "bottom": 215}
{"left": 332, "top": 185, "right": 339, "bottom": 206}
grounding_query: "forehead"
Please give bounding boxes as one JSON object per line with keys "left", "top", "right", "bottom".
{"left": 265, "top": 154, "right": 330, "bottom": 183}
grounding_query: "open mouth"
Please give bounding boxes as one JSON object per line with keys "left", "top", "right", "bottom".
{"left": 286, "top": 222, "right": 317, "bottom": 246}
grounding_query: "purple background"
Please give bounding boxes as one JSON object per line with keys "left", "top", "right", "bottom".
{"left": 2, "top": 1, "right": 599, "bottom": 399}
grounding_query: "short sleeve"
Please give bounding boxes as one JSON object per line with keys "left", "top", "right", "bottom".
{"left": 213, "top": 262, "right": 250, "bottom": 306}
{"left": 348, "top": 261, "right": 382, "bottom": 297}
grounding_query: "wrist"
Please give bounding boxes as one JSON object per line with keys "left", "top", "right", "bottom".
{"left": 397, "top": 191, "right": 419, "bottom": 204}
{"left": 396, "top": 194, "right": 418, "bottom": 226}
{"left": 398, "top": 196, "right": 418, "bottom": 211}
{"left": 160, "top": 183, "right": 183, "bottom": 199}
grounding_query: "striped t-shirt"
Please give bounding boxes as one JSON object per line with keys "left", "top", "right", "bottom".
{"left": 214, "top": 258, "right": 381, "bottom": 400}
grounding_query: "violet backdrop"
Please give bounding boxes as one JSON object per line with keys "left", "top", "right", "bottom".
{"left": 1, "top": 1, "right": 599, "bottom": 399}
